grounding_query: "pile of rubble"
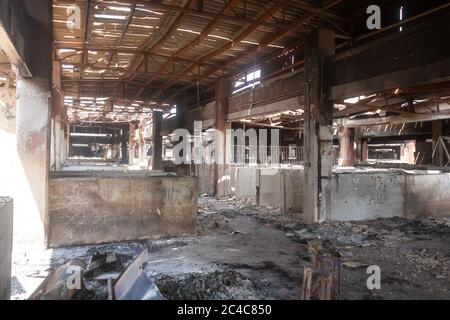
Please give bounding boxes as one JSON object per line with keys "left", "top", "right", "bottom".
{"left": 29, "top": 250, "right": 164, "bottom": 300}
{"left": 155, "top": 271, "right": 264, "bottom": 300}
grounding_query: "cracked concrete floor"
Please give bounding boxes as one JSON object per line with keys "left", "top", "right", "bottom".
{"left": 11, "top": 196, "right": 450, "bottom": 300}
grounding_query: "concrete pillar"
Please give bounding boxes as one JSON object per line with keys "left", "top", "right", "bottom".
{"left": 354, "top": 128, "right": 362, "bottom": 163}
{"left": 138, "top": 119, "right": 147, "bottom": 164}
{"left": 129, "top": 123, "right": 136, "bottom": 163}
{"left": 361, "top": 139, "right": 369, "bottom": 162}
{"left": 303, "top": 29, "right": 335, "bottom": 224}
{"left": 51, "top": 60, "right": 67, "bottom": 171}
{"left": 16, "top": 77, "right": 51, "bottom": 247}
{"left": 121, "top": 125, "right": 130, "bottom": 164}
{"left": 404, "top": 140, "right": 416, "bottom": 164}
{"left": 214, "top": 78, "right": 231, "bottom": 197}
{"left": 432, "top": 120, "right": 444, "bottom": 166}
{"left": 338, "top": 126, "right": 355, "bottom": 167}
{"left": 152, "top": 110, "right": 163, "bottom": 171}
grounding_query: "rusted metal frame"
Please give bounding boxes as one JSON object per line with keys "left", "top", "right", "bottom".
{"left": 139, "top": 72, "right": 217, "bottom": 82}
{"left": 54, "top": 45, "right": 239, "bottom": 72}
{"left": 98, "top": 3, "right": 137, "bottom": 104}
{"left": 59, "top": 51, "right": 83, "bottom": 61}
{"left": 432, "top": 137, "right": 450, "bottom": 167}
{"left": 222, "top": 0, "right": 240, "bottom": 18}
{"left": 122, "top": 0, "right": 197, "bottom": 84}
{"left": 153, "top": 1, "right": 285, "bottom": 99}
{"left": 135, "top": 0, "right": 242, "bottom": 97}
{"left": 131, "top": 0, "right": 305, "bottom": 31}
{"left": 165, "top": 0, "right": 344, "bottom": 102}
{"left": 322, "top": 16, "right": 351, "bottom": 39}
{"left": 78, "top": 0, "right": 91, "bottom": 101}
{"left": 136, "top": 0, "right": 197, "bottom": 69}
{"left": 435, "top": 97, "right": 440, "bottom": 113}
{"left": 187, "top": 59, "right": 304, "bottom": 104}
{"left": 280, "top": 0, "right": 347, "bottom": 25}
{"left": 335, "top": 2, "right": 450, "bottom": 52}
{"left": 334, "top": 93, "right": 423, "bottom": 119}
{"left": 230, "top": 35, "right": 306, "bottom": 83}
{"left": 147, "top": 53, "right": 172, "bottom": 74}
{"left": 232, "top": 58, "right": 305, "bottom": 92}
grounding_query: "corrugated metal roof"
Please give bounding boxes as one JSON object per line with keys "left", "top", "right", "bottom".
{"left": 55, "top": 0, "right": 446, "bottom": 121}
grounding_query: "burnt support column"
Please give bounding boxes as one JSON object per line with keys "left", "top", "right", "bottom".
{"left": 51, "top": 60, "right": 67, "bottom": 171}
{"left": 361, "top": 139, "right": 369, "bottom": 162}
{"left": 404, "top": 140, "right": 416, "bottom": 164}
{"left": 338, "top": 125, "right": 355, "bottom": 167}
{"left": 129, "top": 123, "right": 136, "bottom": 163}
{"left": 303, "top": 29, "right": 335, "bottom": 224}
{"left": 152, "top": 110, "right": 163, "bottom": 171}
{"left": 214, "top": 78, "right": 231, "bottom": 197}
{"left": 432, "top": 120, "right": 444, "bottom": 166}
{"left": 16, "top": 76, "right": 51, "bottom": 247}
{"left": 121, "top": 125, "right": 129, "bottom": 164}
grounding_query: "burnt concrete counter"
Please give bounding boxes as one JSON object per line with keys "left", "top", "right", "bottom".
{"left": 49, "top": 172, "right": 198, "bottom": 248}
{"left": 228, "top": 165, "right": 450, "bottom": 221}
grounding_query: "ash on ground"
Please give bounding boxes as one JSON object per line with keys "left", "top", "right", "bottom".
{"left": 12, "top": 196, "right": 450, "bottom": 300}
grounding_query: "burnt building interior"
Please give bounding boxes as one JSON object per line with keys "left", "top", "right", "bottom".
{"left": 0, "top": 0, "right": 450, "bottom": 301}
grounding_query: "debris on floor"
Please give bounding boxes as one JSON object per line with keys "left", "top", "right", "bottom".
{"left": 85, "top": 252, "right": 122, "bottom": 278}
{"left": 29, "top": 249, "right": 165, "bottom": 300}
{"left": 29, "top": 260, "right": 86, "bottom": 300}
{"left": 111, "top": 250, "right": 164, "bottom": 300}
{"left": 13, "top": 197, "right": 450, "bottom": 300}
{"left": 300, "top": 252, "right": 341, "bottom": 300}
{"left": 155, "top": 271, "right": 263, "bottom": 300}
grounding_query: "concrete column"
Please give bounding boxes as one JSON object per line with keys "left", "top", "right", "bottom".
{"left": 303, "top": 29, "right": 335, "bottom": 224}
{"left": 51, "top": 60, "right": 67, "bottom": 171}
{"left": 16, "top": 77, "right": 51, "bottom": 247}
{"left": 129, "top": 123, "right": 136, "bottom": 163}
{"left": 214, "top": 78, "right": 231, "bottom": 197}
{"left": 354, "top": 128, "right": 362, "bottom": 163}
{"left": 338, "top": 126, "right": 355, "bottom": 167}
{"left": 121, "top": 125, "right": 130, "bottom": 164}
{"left": 361, "top": 139, "right": 369, "bottom": 162}
{"left": 432, "top": 120, "right": 444, "bottom": 166}
{"left": 138, "top": 119, "right": 146, "bottom": 164}
{"left": 152, "top": 110, "right": 163, "bottom": 171}
{"left": 404, "top": 140, "right": 416, "bottom": 164}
